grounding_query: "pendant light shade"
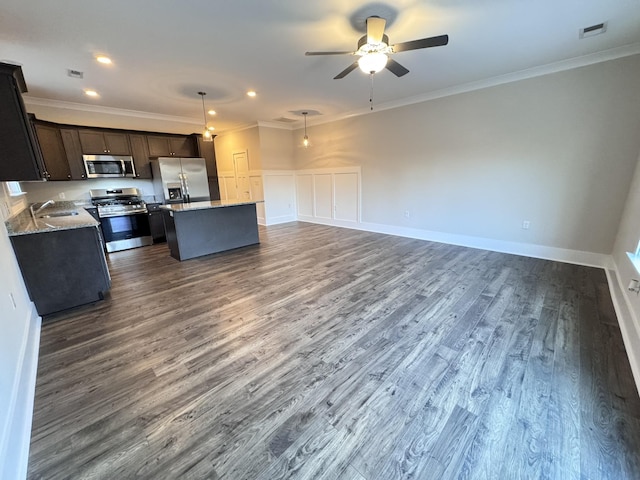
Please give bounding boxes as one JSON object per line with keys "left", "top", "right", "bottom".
{"left": 302, "top": 111, "right": 309, "bottom": 148}
{"left": 198, "top": 91, "right": 213, "bottom": 142}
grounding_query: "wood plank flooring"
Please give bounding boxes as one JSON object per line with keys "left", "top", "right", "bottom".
{"left": 27, "top": 222, "right": 640, "bottom": 479}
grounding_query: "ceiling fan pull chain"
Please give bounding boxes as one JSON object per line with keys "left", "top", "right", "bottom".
{"left": 370, "top": 73, "right": 374, "bottom": 111}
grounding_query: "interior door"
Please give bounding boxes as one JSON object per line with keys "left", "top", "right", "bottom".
{"left": 233, "top": 151, "right": 250, "bottom": 200}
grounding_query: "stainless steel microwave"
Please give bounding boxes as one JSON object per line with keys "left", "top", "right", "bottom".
{"left": 83, "top": 155, "right": 137, "bottom": 178}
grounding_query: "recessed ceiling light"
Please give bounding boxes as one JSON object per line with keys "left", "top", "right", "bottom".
{"left": 96, "top": 55, "right": 112, "bottom": 65}
{"left": 207, "top": 126, "right": 215, "bottom": 131}
{"left": 208, "top": 109, "right": 216, "bottom": 115}
{"left": 247, "top": 90, "right": 257, "bottom": 97}
{"left": 84, "top": 89, "right": 99, "bottom": 97}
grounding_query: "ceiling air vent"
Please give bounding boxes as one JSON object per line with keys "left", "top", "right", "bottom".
{"left": 67, "top": 69, "right": 84, "bottom": 79}
{"left": 580, "top": 22, "right": 607, "bottom": 39}
{"left": 273, "top": 117, "right": 298, "bottom": 123}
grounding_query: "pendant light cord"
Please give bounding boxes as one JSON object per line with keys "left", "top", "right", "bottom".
{"left": 199, "top": 92, "right": 207, "bottom": 126}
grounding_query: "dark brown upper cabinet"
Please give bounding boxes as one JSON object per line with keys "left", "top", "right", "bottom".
{"left": 129, "top": 134, "right": 152, "bottom": 179}
{"left": 147, "top": 134, "right": 197, "bottom": 157}
{"left": 0, "top": 63, "right": 45, "bottom": 181}
{"left": 33, "top": 123, "right": 72, "bottom": 180}
{"left": 59, "top": 128, "right": 86, "bottom": 180}
{"left": 78, "top": 129, "right": 131, "bottom": 155}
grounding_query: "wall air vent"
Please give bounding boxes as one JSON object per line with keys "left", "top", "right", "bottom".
{"left": 579, "top": 22, "right": 607, "bottom": 39}
{"left": 67, "top": 69, "right": 84, "bottom": 79}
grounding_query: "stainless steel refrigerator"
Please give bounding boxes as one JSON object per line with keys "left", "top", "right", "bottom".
{"left": 151, "top": 157, "right": 210, "bottom": 204}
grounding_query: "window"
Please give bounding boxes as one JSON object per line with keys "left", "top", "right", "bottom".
{"left": 6, "top": 181, "right": 23, "bottom": 196}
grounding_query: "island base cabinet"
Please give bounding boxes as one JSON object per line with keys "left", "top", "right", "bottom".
{"left": 163, "top": 204, "right": 259, "bottom": 261}
{"left": 10, "top": 226, "right": 111, "bottom": 316}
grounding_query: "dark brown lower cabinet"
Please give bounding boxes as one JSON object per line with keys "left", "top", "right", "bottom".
{"left": 10, "top": 226, "right": 111, "bottom": 316}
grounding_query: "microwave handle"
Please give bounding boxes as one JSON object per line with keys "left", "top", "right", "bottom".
{"left": 120, "top": 159, "right": 126, "bottom": 177}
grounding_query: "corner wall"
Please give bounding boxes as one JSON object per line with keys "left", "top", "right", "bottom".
{"left": 294, "top": 54, "right": 640, "bottom": 255}
{"left": 611, "top": 152, "right": 640, "bottom": 388}
{"left": 0, "top": 185, "right": 41, "bottom": 479}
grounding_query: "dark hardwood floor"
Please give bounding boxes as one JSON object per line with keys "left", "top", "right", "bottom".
{"left": 27, "top": 222, "right": 640, "bottom": 479}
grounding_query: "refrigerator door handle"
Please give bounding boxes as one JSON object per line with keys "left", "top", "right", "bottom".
{"left": 183, "top": 173, "right": 190, "bottom": 202}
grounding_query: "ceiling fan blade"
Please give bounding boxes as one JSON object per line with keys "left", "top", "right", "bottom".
{"left": 386, "top": 58, "right": 409, "bottom": 77}
{"left": 333, "top": 62, "right": 359, "bottom": 79}
{"left": 306, "top": 51, "right": 355, "bottom": 56}
{"left": 392, "top": 34, "right": 449, "bottom": 53}
{"left": 367, "top": 16, "right": 386, "bottom": 44}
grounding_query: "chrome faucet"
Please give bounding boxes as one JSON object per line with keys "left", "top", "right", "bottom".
{"left": 30, "top": 200, "right": 55, "bottom": 221}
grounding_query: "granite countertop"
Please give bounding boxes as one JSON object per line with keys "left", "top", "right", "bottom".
{"left": 5, "top": 201, "right": 99, "bottom": 237}
{"left": 160, "top": 199, "right": 262, "bottom": 212}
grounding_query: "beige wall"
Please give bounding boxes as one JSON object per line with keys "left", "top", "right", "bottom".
{"left": 259, "top": 127, "right": 295, "bottom": 170}
{"left": 294, "top": 54, "right": 640, "bottom": 254}
{"left": 213, "top": 126, "right": 262, "bottom": 173}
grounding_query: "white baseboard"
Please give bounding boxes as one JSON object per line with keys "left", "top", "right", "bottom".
{"left": 0, "top": 304, "right": 41, "bottom": 480}
{"left": 606, "top": 268, "right": 640, "bottom": 396}
{"left": 297, "top": 217, "right": 612, "bottom": 269}
{"left": 265, "top": 214, "right": 297, "bottom": 226}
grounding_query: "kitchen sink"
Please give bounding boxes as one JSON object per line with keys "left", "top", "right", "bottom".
{"left": 38, "top": 211, "right": 79, "bottom": 218}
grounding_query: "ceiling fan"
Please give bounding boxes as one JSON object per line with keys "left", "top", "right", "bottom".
{"left": 306, "top": 16, "right": 449, "bottom": 79}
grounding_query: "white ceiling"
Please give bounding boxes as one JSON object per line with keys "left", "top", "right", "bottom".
{"left": 1, "top": 0, "right": 639, "bottom": 133}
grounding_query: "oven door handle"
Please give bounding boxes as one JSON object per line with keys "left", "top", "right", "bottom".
{"left": 98, "top": 210, "right": 148, "bottom": 218}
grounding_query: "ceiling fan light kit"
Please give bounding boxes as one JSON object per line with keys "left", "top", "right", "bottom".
{"left": 306, "top": 15, "right": 449, "bottom": 81}
{"left": 358, "top": 52, "right": 388, "bottom": 74}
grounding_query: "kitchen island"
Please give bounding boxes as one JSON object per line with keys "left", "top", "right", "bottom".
{"left": 160, "top": 200, "right": 260, "bottom": 261}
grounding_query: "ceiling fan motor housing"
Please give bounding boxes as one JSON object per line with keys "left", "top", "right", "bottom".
{"left": 358, "top": 34, "right": 389, "bottom": 51}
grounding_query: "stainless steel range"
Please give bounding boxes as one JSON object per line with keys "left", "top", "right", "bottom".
{"left": 90, "top": 188, "right": 152, "bottom": 252}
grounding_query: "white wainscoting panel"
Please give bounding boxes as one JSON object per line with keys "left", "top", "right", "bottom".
{"left": 296, "top": 175, "right": 314, "bottom": 217}
{"left": 295, "top": 167, "right": 362, "bottom": 227}
{"left": 262, "top": 171, "right": 296, "bottom": 225}
{"left": 313, "top": 174, "right": 334, "bottom": 220}
{"left": 334, "top": 172, "right": 359, "bottom": 223}
{"left": 249, "top": 175, "right": 265, "bottom": 224}
{"left": 218, "top": 173, "right": 236, "bottom": 201}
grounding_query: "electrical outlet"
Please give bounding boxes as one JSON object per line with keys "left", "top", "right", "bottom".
{"left": 404, "top": 210, "right": 410, "bottom": 219}
{"left": 522, "top": 220, "right": 530, "bottom": 230}
{"left": 58, "top": 192, "right": 66, "bottom": 199}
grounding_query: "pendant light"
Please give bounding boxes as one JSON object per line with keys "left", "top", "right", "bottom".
{"left": 302, "top": 111, "right": 309, "bottom": 148}
{"left": 198, "top": 91, "right": 213, "bottom": 142}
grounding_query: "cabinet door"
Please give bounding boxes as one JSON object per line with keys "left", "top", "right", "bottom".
{"left": 129, "top": 134, "right": 151, "bottom": 178}
{"left": 78, "top": 130, "right": 131, "bottom": 155}
{"left": 197, "top": 136, "right": 217, "bottom": 175}
{"left": 0, "top": 65, "right": 44, "bottom": 180}
{"left": 147, "top": 135, "right": 171, "bottom": 156}
{"left": 170, "top": 136, "right": 196, "bottom": 157}
{"left": 60, "top": 129, "right": 86, "bottom": 179}
{"left": 78, "top": 130, "right": 107, "bottom": 154}
{"left": 34, "top": 123, "right": 71, "bottom": 180}
{"left": 104, "top": 132, "right": 130, "bottom": 155}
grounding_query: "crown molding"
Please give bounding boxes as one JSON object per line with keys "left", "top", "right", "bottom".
{"left": 22, "top": 96, "right": 201, "bottom": 125}
{"left": 301, "top": 42, "right": 640, "bottom": 129}
{"left": 22, "top": 43, "right": 640, "bottom": 133}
